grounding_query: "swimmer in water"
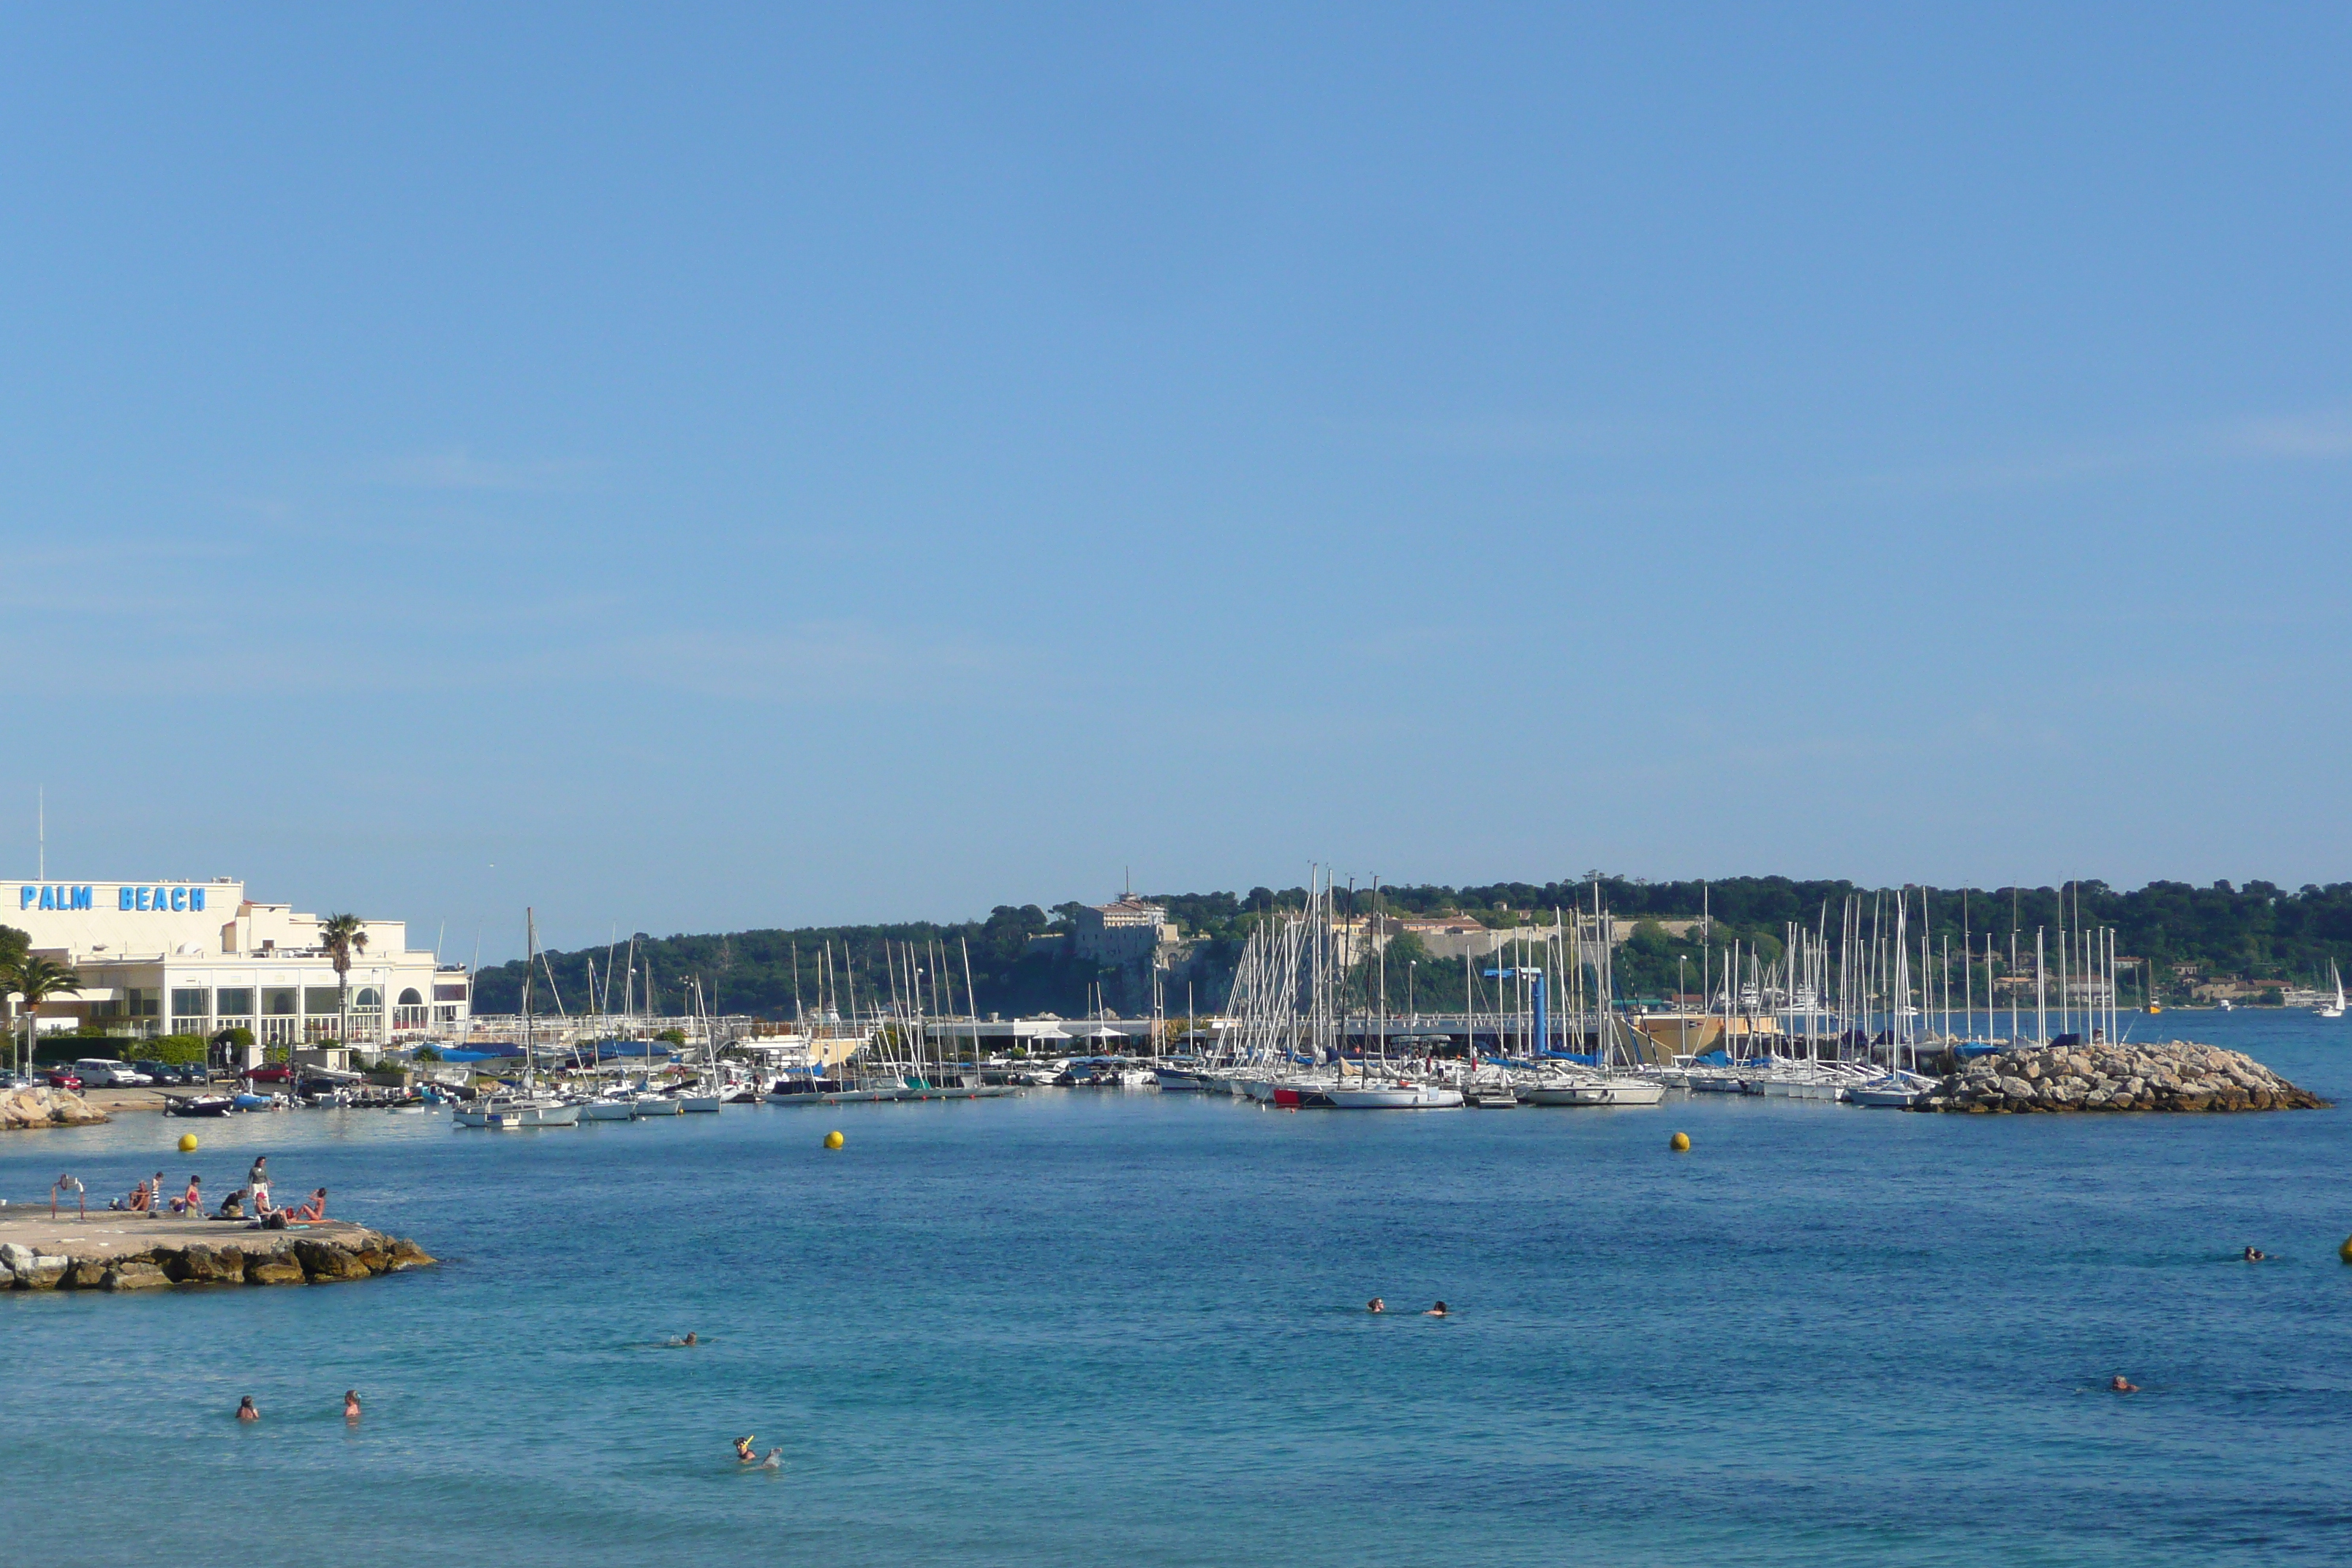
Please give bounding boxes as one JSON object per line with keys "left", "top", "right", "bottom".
{"left": 237, "top": 1396, "right": 260, "bottom": 1422}
{"left": 735, "top": 1435, "right": 758, "bottom": 1463}
{"left": 2242, "top": 1246, "right": 2266, "bottom": 1262}
{"left": 344, "top": 1390, "right": 361, "bottom": 1421}
{"left": 668, "top": 1333, "right": 698, "bottom": 1347}
{"left": 2108, "top": 1375, "right": 2138, "bottom": 1393}
{"left": 1425, "top": 1301, "right": 1450, "bottom": 1317}
{"left": 1368, "top": 1297, "right": 1385, "bottom": 1313}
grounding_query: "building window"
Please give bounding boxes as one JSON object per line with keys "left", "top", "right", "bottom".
{"left": 216, "top": 988, "right": 254, "bottom": 1017}
{"left": 434, "top": 983, "right": 469, "bottom": 1003}
{"left": 304, "top": 988, "right": 342, "bottom": 1014}
{"left": 172, "top": 988, "right": 208, "bottom": 1017}
{"left": 126, "top": 988, "right": 160, "bottom": 1018}
{"left": 397, "top": 987, "right": 423, "bottom": 1006}
{"left": 353, "top": 987, "right": 381, "bottom": 1009}
{"left": 263, "top": 988, "right": 298, "bottom": 1017}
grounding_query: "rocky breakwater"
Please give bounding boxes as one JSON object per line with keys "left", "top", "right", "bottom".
{"left": 1927, "top": 1040, "right": 2328, "bottom": 1114}
{"left": 0, "top": 1215, "right": 435, "bottom": 1292}
{"left": 1, "top": 1085, "right": 108, "bottom": 1130}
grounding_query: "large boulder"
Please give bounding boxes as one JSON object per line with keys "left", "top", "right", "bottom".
{"left": 102, "top": 1261, "right": 170, "bottom": 1291}
{"left": 293, "top": 1240, "right": 372, "bottom": 1283}
{"left": 385, "top": 1237, "right": 437, "bottom": 1270}
{"left": 244, "top": 1252, "right": 307, "bottom": 1286}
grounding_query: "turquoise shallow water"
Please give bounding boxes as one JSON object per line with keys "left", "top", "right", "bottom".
{"left": 4, "top": 1011, "right": 2349, "bottom": 1567}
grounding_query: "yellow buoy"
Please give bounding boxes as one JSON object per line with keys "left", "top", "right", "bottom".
{"left": 823, "top": 1130, "right": 845, "bottom": 1150}
{"left": 178, "top": 1132, "right": 199, "bottom": 1153}
{"left": 1670, "top": 1131, "right": 1691, "bottom": 1153}
{"left": 2340, "top": 1234, "right": 2352, "bottom": 1264}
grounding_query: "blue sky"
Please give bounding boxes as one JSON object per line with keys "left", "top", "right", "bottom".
{"left": 4, "top": 5, "right": 2349, "bottom": 959}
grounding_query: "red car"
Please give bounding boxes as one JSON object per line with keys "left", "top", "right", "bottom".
{"left": 41, "top": 1070, "right": 83, "bottom": 1090}
{"left": 243, "top": 1066, "right": 294, "bottom": 1084}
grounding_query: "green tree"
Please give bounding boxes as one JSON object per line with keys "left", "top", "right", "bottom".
{"left": 6, "top": 953, "right": 83, "bottom": 1077}
{"left": 319, "top": 913, "right": 368, "bottom": 1050}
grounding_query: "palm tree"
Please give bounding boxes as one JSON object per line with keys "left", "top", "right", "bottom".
{"left": 319, "top": 913, "right": 368, "bottom": 1050}
{"left": 7, "top": 954, "right": 82, "bottom": 1078}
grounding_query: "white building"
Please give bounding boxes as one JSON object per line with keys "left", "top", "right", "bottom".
{"left": 1072, "top": 898, "right": 1175, "bottom": 970}
{"left": 6, "top": 877, "right": 467, "bottom": 1051}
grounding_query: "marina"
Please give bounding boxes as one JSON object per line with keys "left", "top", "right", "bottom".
{"left": 4, "top": 1008, "right": 2348, "bottom": 1568}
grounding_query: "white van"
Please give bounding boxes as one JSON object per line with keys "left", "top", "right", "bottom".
{"left": 73, "top": 1058, "right": 151, "bottom": 1087}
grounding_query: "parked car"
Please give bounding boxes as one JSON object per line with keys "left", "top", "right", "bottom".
{"left": 134, "top": 1060, "right": 204, "bottom": 1085}
{"left": 40, "top": 1070, "right": 83, "bottom": 1090}
{"left": 73, "top": 1059, "right": 151, "bottom": 1088}
{"left": 243, "top": 1065, "right": 295, "bottom": 1084}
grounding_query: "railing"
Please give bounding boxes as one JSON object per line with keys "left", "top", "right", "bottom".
{"left": 258, "top": 1017, "right": 301, "bottom": 1047}
{"left": 393, "top": 1006, "right": 431, "bottom": 1031}
{"left": 171, "top": 1016, "right": 208, "bottom": 1039}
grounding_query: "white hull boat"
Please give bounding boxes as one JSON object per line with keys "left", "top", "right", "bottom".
{"left": 467, "top": 1094, "right": 581, "bottom": 1128}
{"left": 678, "top": 1094, "right": 724, "bottom": 1112}
{"left": 633, "top": 1094, "right": 683, "bottom": 1116}
{"left": 1324, "top": 1082, "right": 1464, "bottom": 1109}
{"left": 582, "top": 1098, "right": 637, "bottom": 1121}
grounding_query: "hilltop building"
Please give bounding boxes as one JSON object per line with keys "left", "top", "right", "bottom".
{"left": 6, "top": 877, "right": 467, "bottom": 1054}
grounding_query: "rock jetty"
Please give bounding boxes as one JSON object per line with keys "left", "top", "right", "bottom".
{"left": 1, "top": 1085, "right": 108, "bottom": 1131}
{"left": 1925, "top": 1040, "right": 2326, "bottom": 1113}
{"left": 0, "top": 1215, "right": 434, "bottom": 1291}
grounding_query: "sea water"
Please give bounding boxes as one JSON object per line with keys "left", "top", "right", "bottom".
{"left": 3, "top": 1011, "right": 2348, "bottom": 1567}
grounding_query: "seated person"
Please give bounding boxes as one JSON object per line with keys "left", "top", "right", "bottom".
{"left": 290, "top": 1188, "right": 328, "bottom": 1223}
{"left": 214, "top": 1188, "right": 247, "bottom": 1220}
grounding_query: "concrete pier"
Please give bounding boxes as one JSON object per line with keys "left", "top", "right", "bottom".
{"left": 0, "top": 1212, "right": 434, "bottom": 1291}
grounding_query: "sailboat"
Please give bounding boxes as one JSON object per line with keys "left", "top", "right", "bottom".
{"left": 458, "top": 910, "right": 581, "bottom": 1128}
{"left": 676, "top": 978, "right": 725, "bottom": 1110}
{"left": 2318, "top": 962, "right": 2345, "bottom": 1020}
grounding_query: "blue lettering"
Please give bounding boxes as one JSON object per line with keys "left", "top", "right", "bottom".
{"left": 120, "top": 886, "right": 135, "bottom": 911}
{"left": 189, "top": 888, "right": 204, "bottom": 912}
{"left": 38, "top": 886, "right": 53, "bottom": 911}
{"left": 72, "top": 886, "right": 91, "bottom": 910}
{"left": 135, "top": 886, "right": 151, "bottom": 911}
{"left": 18, "top": 886, "right": 31, "bottom": 909}
{"left": 170, "top": 887, "right": 186, "bottom": 911}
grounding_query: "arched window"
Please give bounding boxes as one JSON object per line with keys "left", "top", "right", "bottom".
{"left": 397, "top": 987, "right": 423, "bottom": 1006}
{"left": 354, "top": 987, "right": 382, "bottom": 1008}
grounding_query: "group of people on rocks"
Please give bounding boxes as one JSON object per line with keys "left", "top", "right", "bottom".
{"left": 85, "top": 1155, "right": 328, "bottom": 1226}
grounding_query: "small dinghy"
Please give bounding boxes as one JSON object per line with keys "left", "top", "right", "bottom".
{"left": 167, "top": 1094, "right": 237, "bottom": 1117}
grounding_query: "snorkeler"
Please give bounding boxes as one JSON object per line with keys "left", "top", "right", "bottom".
{"left": 735, "top": 1435, "right": 758, "bottom": 1463}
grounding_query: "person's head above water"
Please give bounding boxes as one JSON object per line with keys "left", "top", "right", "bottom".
{"left": 1427, "top": 1301, "right": 1449, "bottom": 1316}
{"left": 236, "top": 1397, "right": 258, "bottom": 1420}
{"left": 1368, "top": 1297, "right": 1384, "bottom": 1313}
{"left": 2108, "top": 1374, "right": 2137, "bottom": 1392}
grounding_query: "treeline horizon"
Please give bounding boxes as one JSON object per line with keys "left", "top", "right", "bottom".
{"left": 466, "top": 875, "right": 2352, "bottom": 1018}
